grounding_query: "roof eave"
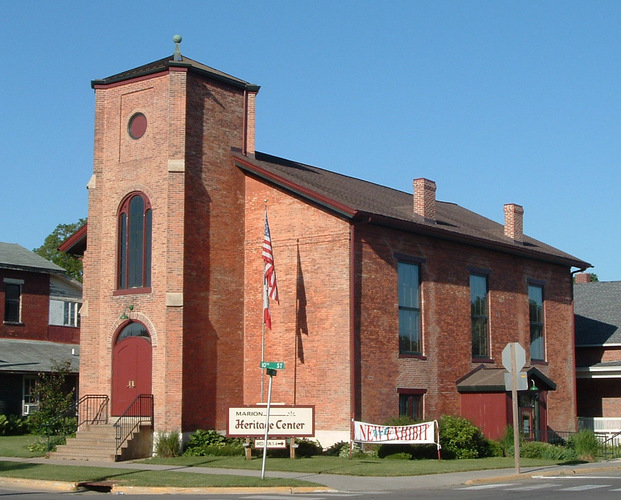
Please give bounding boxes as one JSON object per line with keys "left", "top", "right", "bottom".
{"left": 357, "top": 213, "right": 590, "bottom": 270}
{"left": 58, "top": 223, "right": 87, "bottom": 256}
{"left": 234, "top": 156, "right": 358, "bottom": 219}
{"left": 92, "top": 59, "right": 260, "bottom": 91}
{"left": 0, "top": 263, "right": 66, "bottom": 276}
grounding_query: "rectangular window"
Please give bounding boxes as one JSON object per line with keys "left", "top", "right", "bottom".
{"left": 4, "top": 282, "right": 22, "bottom": 323}
{"left": 63, "top": 301, "right": 80, "bottom": 327}
{"left": 399, "top": 392, "right": 424, "bottom": 421}
{"left": 529, "top": 284, "right": 545, "bottom": 360}
{"left": 23, "top": 376, "right": 39, "bottom": 415}
{"left": 49, "top": 300, "right": 81, "bottom": 327}
{"left": 470, "top": 274, "right": 489, "bottom": 358}
{"left": 398, "top": 261, "right": 421, "bottom": 355}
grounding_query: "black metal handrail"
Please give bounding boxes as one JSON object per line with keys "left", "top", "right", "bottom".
{"left": 114, "top": 394, "right": 154, "bottom": 455}
{"left": 77, "top": 394, "right": 109, "bottom": 429}
{"left": 599, "top": 429, "right": 621, "bottom": 459}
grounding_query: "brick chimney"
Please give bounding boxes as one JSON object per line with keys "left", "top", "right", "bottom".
{"left": 575, "top": 273, "right": 591, "bottom": 284}
{"left": 413, "top": 178, "right": 436, "bottom": 222}
{"left": 244, "top": 91, "right": 258, "bottom": 155}
{"left": 504, "top": 203, "right": 524, "bottom": 242}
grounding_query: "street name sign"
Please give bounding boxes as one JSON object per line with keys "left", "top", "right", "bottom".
{"left": 260, "top": 361, "right": 285, "bottom": 370}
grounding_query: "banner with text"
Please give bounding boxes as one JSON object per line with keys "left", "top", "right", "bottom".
{"left": 353, "top": 420, "right": 439, "bottom": 446}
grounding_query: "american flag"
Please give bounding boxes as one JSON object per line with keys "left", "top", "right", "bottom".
{"left": 263, "top": 212, "right": 278, "bottom": 328}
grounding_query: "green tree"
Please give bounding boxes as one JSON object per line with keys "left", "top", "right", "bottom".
{"left": 34, "top": 218, "right": 86, "bottom": 282}
{"left": 30, "top": 360, "right": 77, "bottom": 437}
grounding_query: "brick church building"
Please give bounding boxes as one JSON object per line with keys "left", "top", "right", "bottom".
{"left": 64, "top": 38, "right": 589, "bottom": 450}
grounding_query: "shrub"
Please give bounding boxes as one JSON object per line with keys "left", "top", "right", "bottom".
{"left": 518, "top": 440, "right": 576, "bottom": 460}
{"left": 384, "top": 415, "right": 417, "bottom": 427}
{"left": 294, "top": 438, "right": 322, "bottom": 457}
{"left": 156, "top": 430, "right": 181, "bottom": 458}
{"left": 438, "top": 415, "right": 490, "bottom": 459}
{"left": 27, "top": 435, "right": 66, "bottom": 453}
{"left": 0, "top": 414, "right": 30, "bottom": 436}
{"left": 487, "top": 439, "right": 505, "bottom": 458}
{"left": 324, "top": 440, "right": 349, "bottom": 456}
{"left": 183, "top": 429, "right": 245, "bottom": 457}
{"left": 569, "top": 429, "right": 600, "bottom": 461}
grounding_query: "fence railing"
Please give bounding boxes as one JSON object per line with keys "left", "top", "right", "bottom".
{"left": 527, "top": 428, "right": 621, "bottom": 460}
{"left": 114, "top": 394, "right": 153, "bottom": 456}
{"left": 578, "top": 417, "right": 621, "bottom": 433}
{"left": 76, "top": 394, "right": 109, "bottom": 429}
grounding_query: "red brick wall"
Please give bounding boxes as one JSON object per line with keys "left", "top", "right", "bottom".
{"left": 48, "top": 326, "right": 80, "bottom": 344}
{"left": 0, "top": 270, "right": 50, "bottom": 341}
{"left": 577, "top": 379, "right": 621, "bottom": 417}
{"left": 82, "top": 70, "right": 188, "bottom": 429}
{"left": 181, "top": 74, "right": 248, "bottom": 431}
{"left": 355, "top": 223, "right": 577, "bottom": 433}
{"left": 243, "top": 178, "right": 352, "bottom": 436}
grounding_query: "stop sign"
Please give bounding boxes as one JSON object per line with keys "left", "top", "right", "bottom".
{"left": 502, "top": 342, "right": 526, "bottom": 372}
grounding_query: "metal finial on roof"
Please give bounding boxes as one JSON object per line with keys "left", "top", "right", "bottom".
{"left": 173, "top": 34, "right": 183, "bottom": 61}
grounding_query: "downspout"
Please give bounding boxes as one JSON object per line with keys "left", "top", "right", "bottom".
{"left": 349, "top": 216, "right": 371, "bottom": 437}
{"left": 571, "top": 266, "right": 589, "bottom": 432}
{"left": 349, "top": 221, "right": 357, "bottom": 440}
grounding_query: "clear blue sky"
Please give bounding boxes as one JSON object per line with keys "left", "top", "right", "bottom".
{"left": 2, "top": 1, "right": 619, "bottom": 280}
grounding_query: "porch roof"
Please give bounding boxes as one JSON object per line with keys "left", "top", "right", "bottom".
{"left": 0, "top": 339, "right": 79, "bottom": 374}
{"left": 576, "top": 360, "right": 621, "bottom": 379}
{"left": 456, "top": 364, "right": 556, "bottom": 393}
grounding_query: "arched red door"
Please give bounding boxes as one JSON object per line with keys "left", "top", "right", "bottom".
{"left": 112, "top": 324, "right": 152, "bottom": 415}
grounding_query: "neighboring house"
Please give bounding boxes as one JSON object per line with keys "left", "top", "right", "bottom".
{"left": 0, "top": 242, "right": 81, "bottom": 416}
{"left": 62, "top": 39, "right": 589, "bottom": 451}
{"left": 574, "top": 274, "right": 621, "bottom": 434}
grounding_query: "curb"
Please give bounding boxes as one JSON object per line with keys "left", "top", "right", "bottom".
{"left": 0, "top": 477, "right": 336, "bottom": 495}
{"left": 113, "top": 485, "right": 336, "bottom": 495}
{"left": 0, "top": 477, "right": 78, "bottom": 492}
{"left": 465, "top": 463, "right": 621, "bottom": 485}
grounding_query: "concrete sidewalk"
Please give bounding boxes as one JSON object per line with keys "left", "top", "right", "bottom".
{"left": 1, "top": 456, "right": 621, "bottom": 494}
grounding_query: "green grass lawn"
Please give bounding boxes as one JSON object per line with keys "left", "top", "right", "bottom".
{"left": 142, "top": 455, "right": 566, "bottom": 476}
{"left": 0, "top": 435, "right": 46, "bottom": 458}
{"left": 0, "top": 434, "right": 579, "bottom": 488}
{"left": 0, "top": 461, "right": 316, "bottom": 488}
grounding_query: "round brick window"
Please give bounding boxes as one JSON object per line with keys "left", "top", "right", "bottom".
{"left": 128, "top": 112, "right": 147, "bottom": 140}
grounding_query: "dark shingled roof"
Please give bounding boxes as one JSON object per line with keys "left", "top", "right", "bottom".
{"left": 0, "top": 242, "right": 65, "bottom": 274}
{"left": 235, "top": 151, "right": 590, "bottom": 269}
{"left": 91, "top": 55, "right": 259, "bottom": 91}
{"left": 575, "top": 281, "right": 621, "bottom": 346}
{"left": 0, "top": 339, "right": 79, "bottom": 374}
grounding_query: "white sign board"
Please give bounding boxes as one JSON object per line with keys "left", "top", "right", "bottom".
{"left": 254, "top": 439, "right": 287, "bottom": 449}
{"left": 504, "top": 371, "right": 528, "bottom": 391}
{"left": 227, "top": 406, "right": 315, "bottom": 437}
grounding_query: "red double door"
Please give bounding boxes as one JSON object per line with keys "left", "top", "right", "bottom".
{"left": 111, "top": 336, "right": 152, "bottom": 415}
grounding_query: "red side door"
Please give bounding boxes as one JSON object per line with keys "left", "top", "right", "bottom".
{"left": 112, "top": 336, "right": 152, "bottom": 415}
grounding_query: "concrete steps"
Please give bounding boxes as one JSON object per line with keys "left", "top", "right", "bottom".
{"left": 50, "top": 424, "right": 118, "bottom": 462}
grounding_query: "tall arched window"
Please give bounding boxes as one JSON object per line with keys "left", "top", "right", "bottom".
{"left": 118, "top": 192, "right": 152, "bottom": 291}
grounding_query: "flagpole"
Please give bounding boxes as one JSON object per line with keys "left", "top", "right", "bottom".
{"left": 260, "top": 202, "right": 268, "bottom": 403}
{"left": 261, "top": 276, "right": 266, "bottom": 402}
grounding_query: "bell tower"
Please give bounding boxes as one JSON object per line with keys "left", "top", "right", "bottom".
{"left": 81, "top": 36, "right": 260, "bottom": 432}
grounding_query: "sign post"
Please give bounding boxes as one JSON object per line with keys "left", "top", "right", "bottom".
{"left": 260, "top": 362, "right": 284, "bottom": 480}
{"left": 502, "top": 342, "right": 526, "bottom": 474}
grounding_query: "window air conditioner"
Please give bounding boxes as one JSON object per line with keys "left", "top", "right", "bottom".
{"left": 23, "top": 404, "right": 39, "bottom": 415}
